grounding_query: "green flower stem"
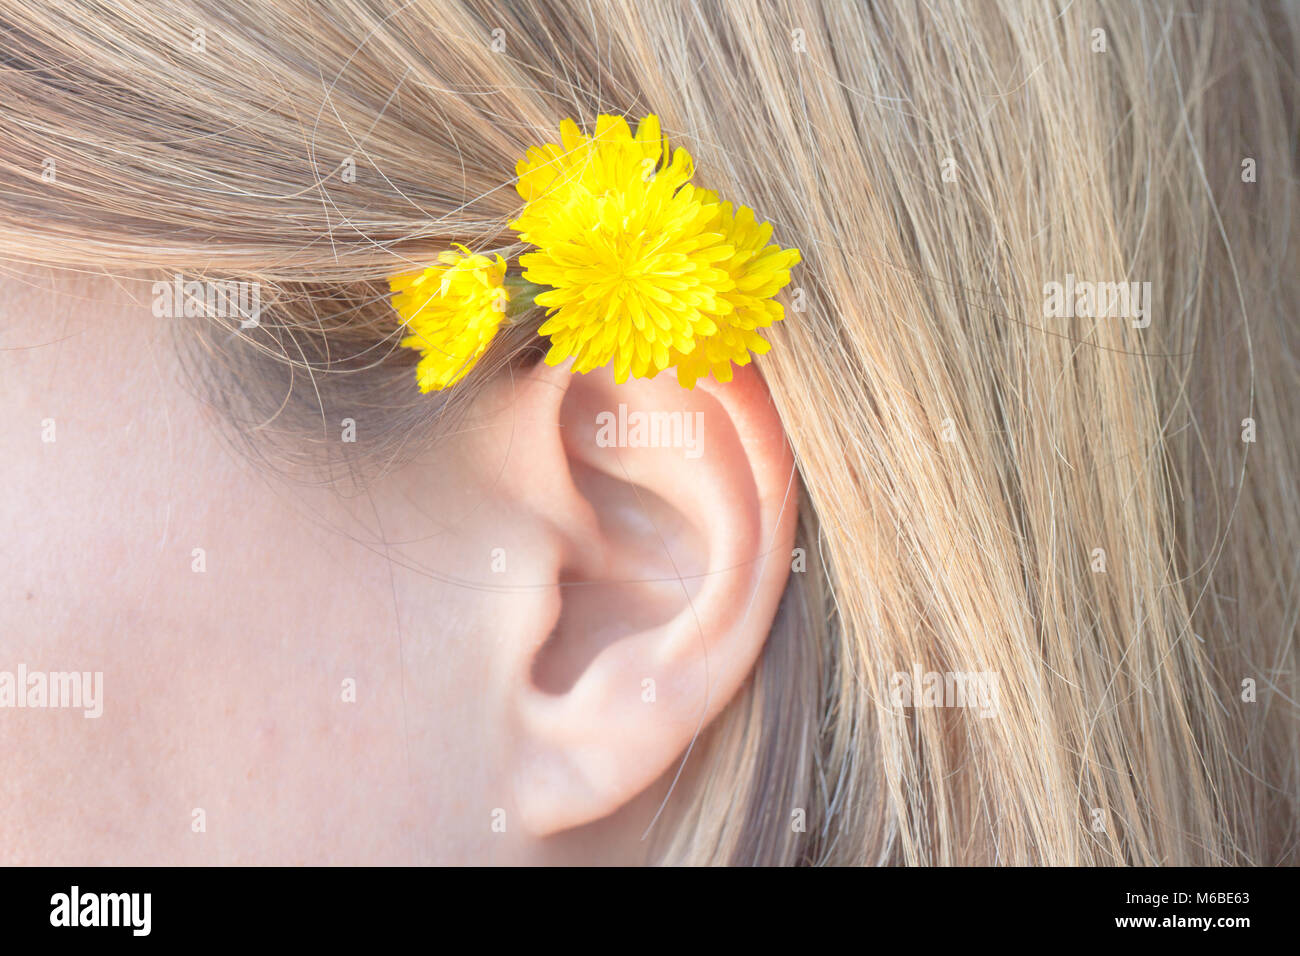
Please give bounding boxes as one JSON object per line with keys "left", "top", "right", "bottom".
{"left": 503, "top": 277, "right": 546, "bottom": 322}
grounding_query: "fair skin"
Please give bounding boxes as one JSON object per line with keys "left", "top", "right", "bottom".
{"left": 0, "top": 269, "right": 797, "bottom": 864}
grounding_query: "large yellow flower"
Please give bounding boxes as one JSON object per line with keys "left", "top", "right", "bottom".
{"left": 391, "top": 247, "right": 508, "bottom": 392}
{"left": 510, "top": 114, "right": 800, "bottom": 387}
{"left": 515, "top": 114, "right": 686, "bottom": 206}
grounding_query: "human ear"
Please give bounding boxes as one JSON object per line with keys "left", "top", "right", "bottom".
{"left": 473, "top": 358, "right": 798, "bottom": 836}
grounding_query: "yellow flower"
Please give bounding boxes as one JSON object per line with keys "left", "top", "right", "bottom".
{"left": 509, "top": 114, "right": 800, "bottom": 387}
{"left": 515, "top": 114, "right": 685, "bottom": 206}
{"left": 391, "top": 246, "right": 508, "bottom": 392}
{"left": 669, "top": 192, "right": 803, "bottom": 388}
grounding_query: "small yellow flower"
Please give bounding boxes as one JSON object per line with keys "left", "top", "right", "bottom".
{"left": 509, "top": 114, "right": 800, "bottom": 387}
{"left": 391, "top": 246, "right": 508, "bottom": 392}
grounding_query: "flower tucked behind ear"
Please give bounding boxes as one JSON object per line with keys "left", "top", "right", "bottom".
{"left": 391, "top": 246, "right": 508, "bottom": 392}
{"left": 509, "top": 114, "right": 801, "bottom": 387}
{"left": 389, "top": 114, "right": 800, "bottom": 393}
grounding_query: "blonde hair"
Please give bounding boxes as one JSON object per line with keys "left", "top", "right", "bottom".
{"left": 2, "top": 0, "right": 1296, "bottom": 864}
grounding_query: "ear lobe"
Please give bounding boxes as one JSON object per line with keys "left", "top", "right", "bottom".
{"left": 500, "top": 360, "right": 798, "bottom": 836}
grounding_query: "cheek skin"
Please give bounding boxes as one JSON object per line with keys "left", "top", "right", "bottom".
{"left": 0, "top": 273, "right": 514, "bottom": 863}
